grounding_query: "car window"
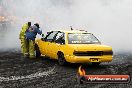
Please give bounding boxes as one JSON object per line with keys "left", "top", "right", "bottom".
{"left": 55, "top": 32, "right": 65, "bottom": 44}
{"left": 55, "top": 32, "right": 64, "bottom": 40}
{"left": 68, "top": 33, "right": 100, "bottom": 44}
{"left": 46, "top": 31, "right": 58, "bottom": 41}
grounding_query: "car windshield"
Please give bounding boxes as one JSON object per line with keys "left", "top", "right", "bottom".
{"left": 68, "top": 33, "right": 100, "bottom": 44}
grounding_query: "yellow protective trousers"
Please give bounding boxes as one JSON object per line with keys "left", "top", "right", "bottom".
{"left": 25, "top": 39, "right": 35, "bottom": 58}
{"left": 20, "top": 38, "right": 29, "bottom": 55}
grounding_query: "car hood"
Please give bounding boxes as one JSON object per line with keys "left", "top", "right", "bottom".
{"left": 68, "top": 44, "right": 112, "bottom": 51}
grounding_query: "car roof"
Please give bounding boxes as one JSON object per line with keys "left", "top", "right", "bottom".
{"left": 52, "top": 29, "right": 91, "bottom": 34}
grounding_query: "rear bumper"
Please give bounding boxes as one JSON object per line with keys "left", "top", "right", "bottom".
{"left": 65, "top": 55, "right": 113, "bottom": 63}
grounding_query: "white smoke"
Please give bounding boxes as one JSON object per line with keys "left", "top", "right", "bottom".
{"left": 0, "top": 0, "right": 132, "bottom": 52}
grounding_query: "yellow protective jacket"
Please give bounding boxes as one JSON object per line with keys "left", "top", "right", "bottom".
{"left": 19, "top": 23, "right": 29, "bottom": 39}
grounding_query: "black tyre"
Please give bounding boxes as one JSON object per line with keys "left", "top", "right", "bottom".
{"left": 35, "top": 44, "right": 41, "bottom": 58}
{"left": 58, "top": 53, "right": 67, "bottom": 66}
{"left": 92, "top": 62, "right": 100, "bottom": 66}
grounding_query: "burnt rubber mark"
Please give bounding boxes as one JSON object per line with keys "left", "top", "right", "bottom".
{"left": 0, "top": 66, "right": 56, "bottom": 82}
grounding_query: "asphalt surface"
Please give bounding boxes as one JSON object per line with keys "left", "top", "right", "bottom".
{"left": 0, "top": 49, "right": 132, "bottom": 88}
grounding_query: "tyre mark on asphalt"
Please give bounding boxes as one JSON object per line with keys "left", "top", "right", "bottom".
{"left": 0, "top": 66, "right": 56, "bottom": 82}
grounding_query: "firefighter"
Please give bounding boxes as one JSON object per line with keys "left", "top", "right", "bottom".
{"left": 19, "top": 22, "right": 31, "bottom": 57}
{"left": 25, "top": 23, "right": 42, "bottom": 58}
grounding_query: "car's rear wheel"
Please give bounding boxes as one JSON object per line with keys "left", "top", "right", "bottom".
{"left": 92, "top": 62, "right": 100, "bottom": 66}
{"left": 35, "top": 44, "right": 41, "bottom": 58}
{"left": 58, "top": 53, "right": 67, "bottom": 66}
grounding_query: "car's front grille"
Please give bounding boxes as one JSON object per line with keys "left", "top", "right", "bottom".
{"left": 103, "top": 50, "right": 113, "bottom": 55}
{"left": 73, "top": 51, "right": 113, "bottom": 56}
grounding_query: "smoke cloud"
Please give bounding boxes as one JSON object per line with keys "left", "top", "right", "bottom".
{"left": 0, "top": 0, "right": 132, "bottom": 52}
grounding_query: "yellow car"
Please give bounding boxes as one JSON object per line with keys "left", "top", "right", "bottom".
{"left": 35, "top": 30, "right": 113, "bottom": 66}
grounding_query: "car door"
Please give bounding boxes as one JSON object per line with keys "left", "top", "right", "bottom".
{"left": 49, "top": 32, "right": 65, "bottom": 59}
{"left": 39, "top": 32, "right": 52, "bottom": 55}
{"left": 44, "top": 31, "right": 58, "bottom": 57}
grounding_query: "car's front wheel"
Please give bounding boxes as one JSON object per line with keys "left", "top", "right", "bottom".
{"left": 35, "top": 44, "right": 41, "bottom": 58}
{"left": 58, "top": 53, "right": 67, "bottom": 66}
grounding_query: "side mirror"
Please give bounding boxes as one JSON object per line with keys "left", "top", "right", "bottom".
{"left": 41, "top": 34, "right": 46, "bottom": 41}
{"left": 41, "top": 38, "right": 46, "bottom": 41}
{"left": 42, "top": 34, "right": 44, "bottom": 37}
